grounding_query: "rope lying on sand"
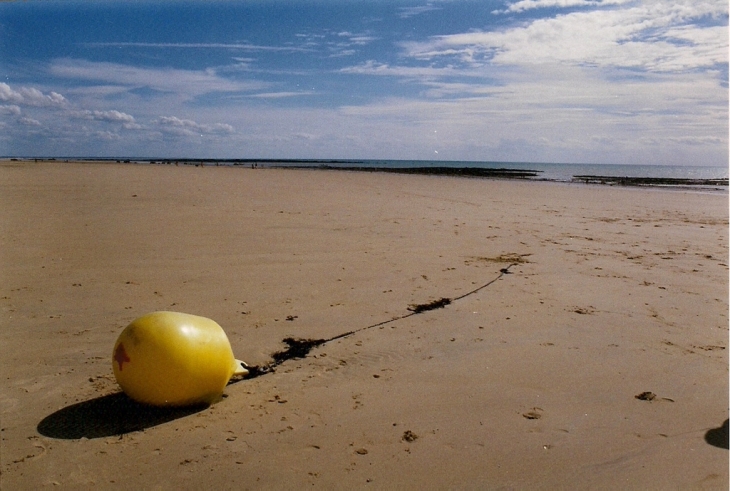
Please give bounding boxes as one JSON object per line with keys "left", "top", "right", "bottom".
{"left": 236, "top": 263, "right": 518, "bottom": 380}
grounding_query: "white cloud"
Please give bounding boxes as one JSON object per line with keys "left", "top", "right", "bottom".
{"left": 0, "top": 83, "right": 147, "bottom": 140}
{"left": 19, "top": 117, "right": 41, "bottom": 126}
{"left": 0, "top": 83, "right": 67, "bottom": 107}
{"left": 292, "top": 132, "right": 319, "bottom": 140}
{"left": 665, "top": 135, "right": 724, "bottom": 145}
{"left": 336, "top": 63, "right": 727, "bottom": 163}
{"left": 0, "top": 105, "right": 22, "bottom": 116}
{"left": 154, "top": 116, "right": 234, "bottom": 136}
{"left": 101, "top": 131, "right": 121, "bottom": 140}
{"left": 72, "top": 109, "right": 141, "bottom": 129}
{"left": 405, "top": 1, "right": 728, "bottom": 72}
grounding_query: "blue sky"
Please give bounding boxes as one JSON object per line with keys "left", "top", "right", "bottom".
{"left": 1, "top": 0, "right": 727, "bottom": 165}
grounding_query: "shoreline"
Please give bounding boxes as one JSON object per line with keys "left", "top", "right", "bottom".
{"left": 3, "top": 158, "right": 728, "bottom": 191}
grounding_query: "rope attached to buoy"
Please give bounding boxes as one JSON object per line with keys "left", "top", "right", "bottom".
{"left": 237, "top": 263, "right": 518, "bottom": 380}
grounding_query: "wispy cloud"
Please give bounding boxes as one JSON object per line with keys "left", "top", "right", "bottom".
{"left": 398, "top": 3, "right": 442, "bottom": 19}
{"left": 340, "top": 60, "right": 464, "bottom": 79}
{"left": 494, "top": 0, "right": 632, "bottom": 14}
{"left": 336, "top": 32, "right": 379, "bottom": 45}
{"left": 405, "top": 1, "right": 728, "bottom": 72}
{"left": 248, "top": 91, "right": 315, "bottom": 99}
{"left": 290, "top": 29, "right": 379, "bottom": 59}
{"left": 84, "top": 42, "right": 311, "bottom": 53}
{"left": 49, "top": 59, "right": 266, "bottom": 97}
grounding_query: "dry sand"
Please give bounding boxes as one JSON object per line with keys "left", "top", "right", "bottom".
{"left": 1, "top": 161, "right": 728, "bottom": 489}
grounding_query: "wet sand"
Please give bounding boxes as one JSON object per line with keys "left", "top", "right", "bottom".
{"left": 1, "top": 161, "right": 728, "bottom": 489}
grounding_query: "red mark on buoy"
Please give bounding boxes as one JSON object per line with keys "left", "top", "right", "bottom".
{"left": 114, "top": 343, "right": 130, "bottom": 370}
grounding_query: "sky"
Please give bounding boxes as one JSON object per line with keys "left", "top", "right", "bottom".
{"left": 1, "top": 0, "right": 727, "bottom": 165}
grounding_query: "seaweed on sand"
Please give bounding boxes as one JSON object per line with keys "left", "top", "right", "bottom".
{"left": 407, "top": 297, "right": 452, "bottom": 313}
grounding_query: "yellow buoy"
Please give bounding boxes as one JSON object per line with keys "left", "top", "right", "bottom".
{"left": 112, "top": 311, "right": 248, "bottom": 406}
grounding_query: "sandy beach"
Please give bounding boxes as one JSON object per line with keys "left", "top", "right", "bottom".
{"left": 1, "top": 161, "right": 727, "bottom": 489}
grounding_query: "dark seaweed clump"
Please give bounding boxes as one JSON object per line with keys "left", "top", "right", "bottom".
{"left": 272, "top": 337, "right": 326, "bottom": 363}
{"left": 244, "top": 337, "right": 326, "bottom": 379}
{"left": 408, "top": 297, "right": 452, "bottom": 313}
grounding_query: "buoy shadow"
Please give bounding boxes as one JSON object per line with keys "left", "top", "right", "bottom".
{"left": 37, "top": 392, "right": 207, "bottom": 439}
{"left": 704, "top": 419, "right": 729, "bottom": 450}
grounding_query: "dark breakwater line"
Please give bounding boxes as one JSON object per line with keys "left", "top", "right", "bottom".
{"left": 572, "top": 175, "right": 728, "bottom": 187}
{"left": 288, "top": 165, "right": 541, "bottom": 179}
